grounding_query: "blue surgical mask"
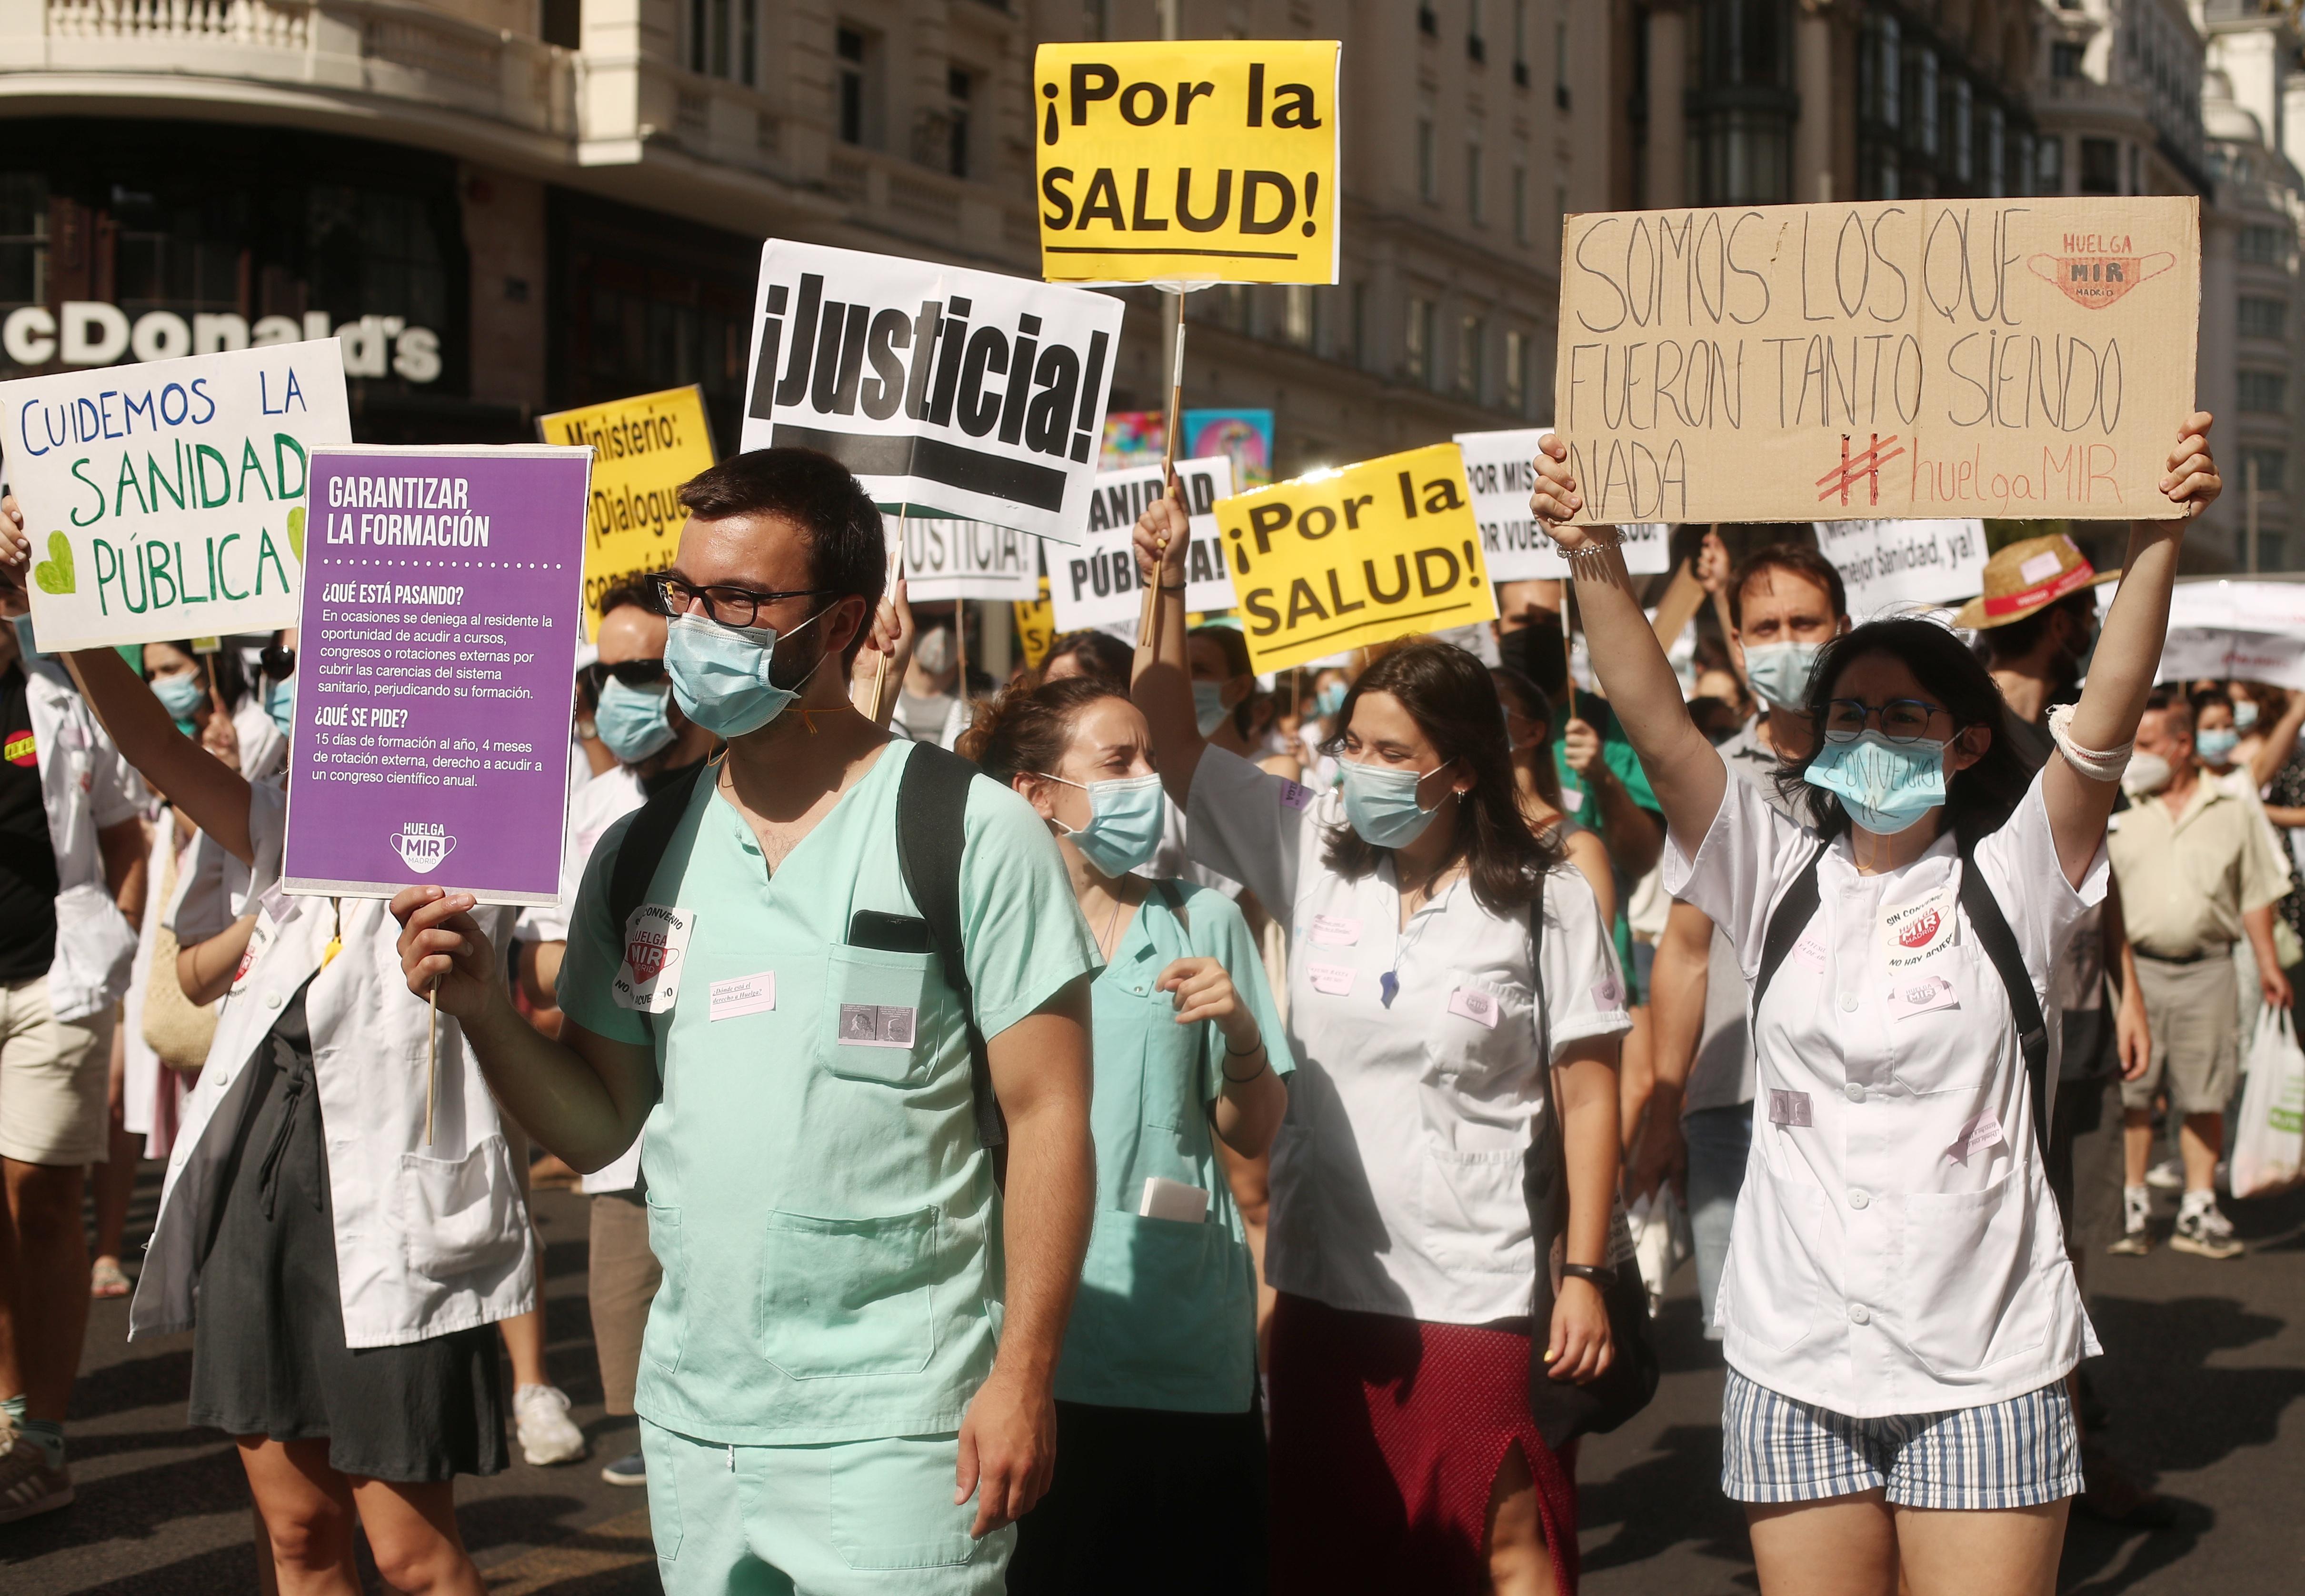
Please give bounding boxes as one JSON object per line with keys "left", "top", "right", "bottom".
{"left": 2234, "top": 700, "right": 2261, "bottom": 731}
{"left": 1194, "top": 681, "right": 1234, "bottom": 737}
{"left": 1315, "top": 681, "right": 1348, "bottom": 719}
{"left": 595, "top": 676, "right": 677, "bottom": 763}
{"left": 151, "top": 672, "right": 206, "bottom": 722}
{"left": 1743, "top": 640, "right": 1823, "bottom": 711}
{"left": 1340, "top": 758, "right": 1447, "bottom": 848}
{"left": 2196, "top": 727, "right": 2240, "bottom": 765}
{"left": 1040, "top": 771, "right": 1167, "bottom": 876}
{"left": 264, "top": 675, "right": 296, "bottom": 738}
{"left": 664, "top": 609, "right": 826, "bottom": 739}
{"left": 1804, "top": 732, "right": 1947, "bottom": 837}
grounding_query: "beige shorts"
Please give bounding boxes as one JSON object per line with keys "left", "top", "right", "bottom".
{"left": 2125, "top": 955, "right": 2240, "bottom": 1116}
{"left": 0, "top": 976, "right": 117, "bottom": 1166}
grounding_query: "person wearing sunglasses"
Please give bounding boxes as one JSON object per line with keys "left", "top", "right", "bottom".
{"left": 1527, "top": 417, "right": 2222, "bottom": 1596}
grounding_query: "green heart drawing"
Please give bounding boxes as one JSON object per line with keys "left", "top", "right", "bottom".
{"left": 287, "top": 506, "right": 306, "bottom": 563}
{"left": 32, "top": 532, "right": 73, "bottom": 596}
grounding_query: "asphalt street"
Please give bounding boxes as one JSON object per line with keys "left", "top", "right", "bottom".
{"left": 8, "top": 1171, "right": 2302, "bottom": 1593}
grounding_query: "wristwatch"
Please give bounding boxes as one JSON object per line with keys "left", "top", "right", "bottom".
{"left": 1561, "top": 1262, "right": 1617, "bottom": 1289}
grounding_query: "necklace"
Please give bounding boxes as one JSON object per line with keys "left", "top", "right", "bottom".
{"left": 1093, "top": 881, "right": 1132, "bottom": 961}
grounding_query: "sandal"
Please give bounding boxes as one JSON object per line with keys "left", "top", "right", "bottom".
{"left": 90, "top": 1258, "right": 130, "bottom": 1298}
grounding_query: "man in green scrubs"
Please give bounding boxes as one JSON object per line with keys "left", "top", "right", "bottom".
{"left": 392, "top": 449, "right": 1099, "bottom": 1593}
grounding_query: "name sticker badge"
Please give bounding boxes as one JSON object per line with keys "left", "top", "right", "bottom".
{"left": 838, "top": 1004, "right": 918, "bottom": 1048}
{"left": 1308, "top": 961, "right": 1355, "bottom": 997}
{"left": 1769, "top": 1088, "right": 1814, "bottom": 1127}
{"left": 613, "top": 903, "right": 694, "bottom": 1014}
{"left": 1279, "top": 780, "right": 1315, "bottom": 812}
{"left": 1886, "top": 974, "right": 1960, "bottom": 1021}
{"left": 1793, "top": 934, "right": 1829, "bottom": 975}
{"left": 1949, "top": 1109, "right": 2006, "bottom": 1165}
{"left": 1310, "top": 914, "right": 1361, "bottom": 947}
{"left": 1447, "top": 986, "right": 1500, "bottom": 1029}
{"left": 1880, "top": 887, "right": 1958, "bottom": 972}
{"left": 710, "top": 973, "right": 776, "bottom": 1021}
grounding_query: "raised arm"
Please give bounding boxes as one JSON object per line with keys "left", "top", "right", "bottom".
{"left": 65, "top": 646, "right": 255, "bottom": 866}
{"left": 1128, "top": 495, "right": 1205, "bottom": 808}
{"left": 2043, "top": 414, "right": 2220, "bottom": 884}
{"left": 2246, "top": 688, "right": 2305, "bottom": 793}
{"left": 1530, "top": 436, "right": 1726, "bottom": 853}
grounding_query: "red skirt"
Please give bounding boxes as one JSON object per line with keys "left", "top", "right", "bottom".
{"left": 1268, "top": 1292, "right": 1579, "bottom": 1594}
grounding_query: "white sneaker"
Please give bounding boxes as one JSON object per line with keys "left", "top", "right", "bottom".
{"left": 513, "top": 1384, "right": 587, "bottom": 1466}
{"left": 2145, "top": 1157, "right": 2185, "bottom": 1192}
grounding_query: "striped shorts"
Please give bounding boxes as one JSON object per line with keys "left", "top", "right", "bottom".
{"left": 1721, "top": 1370, "right": 2083, "bottom": 1510}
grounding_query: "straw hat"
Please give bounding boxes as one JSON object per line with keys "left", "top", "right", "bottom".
{"left": 1952, "top": 533, "right": 2121, "bottom": 630}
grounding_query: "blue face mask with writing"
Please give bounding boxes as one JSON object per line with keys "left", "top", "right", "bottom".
{"left": 151, "top": 672, "right": 206, "bottom": 729}
{"left": 264, "top": 676, "right": 296, "bottom": 739}
{"left": 595, "top": 676, "right": 677, "bottom": 764}
{"left": 1340, "top": 759, "right": 1446, "bottom": 848}
{"left": 664, "top": 609, "right": 827, "bottom": 739}
{"left": 1804, "top": 732, "right": 1947, "bottom": 837}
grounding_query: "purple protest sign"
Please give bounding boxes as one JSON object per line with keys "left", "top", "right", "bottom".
{"left": 282, "top": 444, "right": 592, "bottom": 903}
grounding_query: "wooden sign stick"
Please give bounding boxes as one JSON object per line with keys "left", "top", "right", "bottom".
{"left": 1139, "top": 289, "right": 1188, "bottom": 655}
{"left": 868, "top": 515, "right": 903, "bottom": 722}
{"left": 424, "top": 977, "right": 439, "bottom": 1147}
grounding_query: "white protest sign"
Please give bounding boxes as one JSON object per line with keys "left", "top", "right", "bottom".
{"left": 1049, "top": 456, "right": 1235, "bottom": 631}
{"left": 1812, "top": 518, "right": 1988, "bottom": 618}
{"left": 886, "top": 513, "right": 1039, "bottom": 602}
{"left": 741, "top": 241, "right": 1124, "bottom": 544}
{"left": 7, "top": 340, "right": 351, "bottom": 649}
{"left": 1454, "top": 428, "right": 1668, "bottom": 580}
{"left": 2157, "top": 581, "right": 2305, "bottom": 691}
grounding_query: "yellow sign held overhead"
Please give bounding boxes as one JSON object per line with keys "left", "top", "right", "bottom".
{"left": 1014, "top": 576, "right": 1057, "bottom": 672}
{"left": 1221, "top": 444, "right": 1495, "bottom": 674}
{"left": 537, "top": 385, "right": 717, "bottom": 638}
{"left": 1034, "top": 40, "right": 1341, "bottom": 286}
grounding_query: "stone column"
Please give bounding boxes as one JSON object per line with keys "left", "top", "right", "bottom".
{"left": 1645, "top": 1, "right": 1686, "bottom": 208}
{"left": 1795, "top": 1, "right": 1834, "bottom": 202}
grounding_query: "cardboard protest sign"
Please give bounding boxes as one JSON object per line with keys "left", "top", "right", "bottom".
{"left": 6, "top": 340, "right": 350, "bottom": 649}
{"left": 1814, "top": 518, "right": 1987, "bottom": 617}
{"left": 1554, "top": 196, "right": 2199, "bottom": 525}
{"left": 1455, "top": 428, "right": 1671, "bottom": 580}
{"left": 1220, "top": 443, "right": 1496, "bottom": 673}
{"left": 537, "top": 385, "right": 715, "bottom": 640}
{"left": 1050, "top": 456, "right": 1234, "bottom": 631}
{"left": 887, "top": 513, "right": 1039, "bottom": 602}
{"left": 1034, "top": 40, "right": 1341, "bottom": 286}
{"left": 740, "top": 241, "right": 1122, "bottom": 543}
{"left": 282, "top": 444, "right": 590, "bottom": 903}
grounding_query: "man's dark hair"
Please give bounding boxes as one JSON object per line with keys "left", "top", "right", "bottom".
{"left": 678, "top": 448, "right": 887, "bottom": 664}
{"left": 596, "top": 580, "right": 654, "bottom": 620}
{"left": 1977, "top": 589, "right": 2095, "bottom": 667}
{"left": 1729, "top": 544, "right": 1847, "bottom": 628}
{"left": 1041, "top": 628, "right": 1134, "bottom": 689}
{"left": 2188, "top": 684, "right": 2233, "bottom": 720}
{"left": 1495, "top": 610, "right": 1569, "bottom": 704}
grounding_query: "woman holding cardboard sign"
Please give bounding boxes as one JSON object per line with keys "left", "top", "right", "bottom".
{"left": 1526, "top": 419, "right": 2221, "bottom": 1595}
{"left": 1128, "top": 507, "right": 1629, "bottom": 1596}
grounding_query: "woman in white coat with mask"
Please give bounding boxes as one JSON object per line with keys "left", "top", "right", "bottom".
{"left": 1525, "top": 418, "right": 2221, "bottom": 1596}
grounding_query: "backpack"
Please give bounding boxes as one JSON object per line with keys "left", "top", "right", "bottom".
{"left": 1751, "top": 838, "right": 2053, "bottom": 1160}
{"left": 606, "top": 743, "right": 1007, "bottom": 1158}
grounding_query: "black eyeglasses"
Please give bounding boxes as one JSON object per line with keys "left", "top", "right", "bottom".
{"left": 647, "top": 572, "right": 837, "bottom": 630}
{"left": 1823, "top": 698, "right": 1949, "bottom": 744}
{"left": 578, "top": 658, "right": 667, "bottom": 696}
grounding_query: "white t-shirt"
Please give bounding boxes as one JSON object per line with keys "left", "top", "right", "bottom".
{"left": 1187, "top": 747, "right": 1631, "bottom": 1325}
{"left": 1666, "top": 753, "right": 2104, "bottom": 1417}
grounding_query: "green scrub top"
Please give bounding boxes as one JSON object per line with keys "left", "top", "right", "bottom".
{"left": 1553, "top": 698, "right": 1660, "bottom": 1003}
{"left": 558, "top": 741, "right": 1102, "bottom": 1447}
{"left": 1057, "top": 880, "right": 1294, "bottom": 1415}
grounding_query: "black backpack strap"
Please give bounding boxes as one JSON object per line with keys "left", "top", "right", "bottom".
{"left": 895, "top": 743, "right": 1004, "bottom": 1155}
{"left": 1752, "top": 844, "right": 1826, "bottom": 1017}
{"left": 1957, "top": 841, "right": 2053, "bottom": 1159}
{"left": 607, "top": 760, "right": 710, "bottom": 1040}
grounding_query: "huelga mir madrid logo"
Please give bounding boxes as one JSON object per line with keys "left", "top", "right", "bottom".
{"left": 1898, "top": 908, "right": 1945, "bottom": 950}
{"left": 391, "top": 822, "right": 456, "bottom": 875}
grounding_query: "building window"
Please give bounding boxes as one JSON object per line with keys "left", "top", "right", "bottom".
{"left": 1504, "top": 328, "right": 1528, "bottom": 414}
{"left": 1948, "top": 76, "right": 1973, "bottom": 184}
{"left": 1512, "top": 160, "right": 1528, "bottom": 244}
{"left": 1351, "top": 280, "right": 1367, "bottom": 368}
{"left": 2079, "top": 137, "right": 2119, "bottom": 196}
{"left": 1406, "top": 295, "right": 1434, "bottom": 384}
{"left": 1082, "top": 0, "right": 1107, "bottom": 40}
{"left": 1468, "top": 0, "right": 1485, "bottom": 62}
{"left": 542, "top": 0, "right": 581, "bottom": 49}
{"left": 2037, "top": 136, "right": 2064, "bottom": 193}
{"left": 2051, "top": 42, "right": 2083, "bottom": 80}
{"left": 2241, "top": 225, "right": 2291, "bottom": 267}
{"left": 1694, "top": 0, "right": 1794, "bottom": 204}
{"left": 2239, "top": 369, "right": 2288, "bottom": 413}
{"left": 1458, "top": 314, "right": 1485, "bottom": 399}
{"left": 1985, "top": 104, "right": 2005, "bottom": 199}
{"left": 1512, "top": 0, "right": 1529, "bottom": 87}
{"left": 837, "top": 25, "right": 882, "bottom": 148}
{"left": 2240, "top": 296, "right": 2288, "bottom": 340}
{"left": 691, "top": 0, "right": 758, "bottom": 86}
{"left": 1417, "top": 114, "right": 1438, "bottom": 204}
{"left": 947, "top": 68, "right": 974, "bottom": 178}
{"left": 1467, "top": 139, "right": 1485, "bottom": 225}
{"left": 1285, "top": 285, "right": 1316, "bottom": 349}
{"left": 1218, "top": 283, "right": 1254, "bottom": 335}
{"left": 1905, "top": 47, "right": 1937, "bottom": 157}
{"left": 2243, "top": 449, "right": 2286, "bottom": 493}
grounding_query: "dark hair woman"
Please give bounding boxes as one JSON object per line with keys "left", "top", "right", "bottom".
{"left": 1493, "top": 664, "right": 1618, "bottom": 932}
{"left": 965, "top": 676, "right": 1291, "bottom": 1596}
{"left": 1527, "top": 417, "right": 2222, "bottom": 1596}
{"left": 1128, "top": 510, "right": 1631, "bottom": 1596}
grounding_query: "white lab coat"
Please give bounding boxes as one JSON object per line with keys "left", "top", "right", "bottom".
{"left": 26, "top": 672, "right": 140, "bottom": 1021}
{"left": 131, "top": 783, "right": 536, "bottom": 1349}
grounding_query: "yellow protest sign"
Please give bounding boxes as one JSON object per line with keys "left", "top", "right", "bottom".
{"left": 1221, "top": 444, "right": 1495, "bottom": 673}
{"left": 1034, "top": 40, "right": 1340, "bottom": 286}
{"left": 537, "top": 385, "right": 716, "bottom": 637}
{"left": 1015, "top": 576, "right": 1057, "bottom": 671}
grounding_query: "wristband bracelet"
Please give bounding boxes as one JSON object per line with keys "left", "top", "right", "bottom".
{"left": 1561, "top": 1262, "right": 1616, "bottom": 1289}
{"left": 1224, "top": 1034, "right": 1263, "bottom": 1057}
{"left": 1159, "top": 580, "right": 1187, "bottom": 591}
{"left": 1222, "top": 1055, "right": 1269, "bottom": 1085}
